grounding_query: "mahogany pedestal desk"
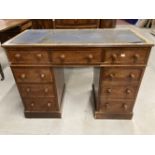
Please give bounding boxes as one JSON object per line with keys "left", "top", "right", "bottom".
{"left": 2, "top": 29, "right": 153, "bottom": 119}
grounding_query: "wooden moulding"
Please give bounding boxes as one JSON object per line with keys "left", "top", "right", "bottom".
{"left": 24, "top": 111, "right": 61, "bottom": 118}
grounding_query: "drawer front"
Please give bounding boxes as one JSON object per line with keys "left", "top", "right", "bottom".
{"left": 103, "top": 47, "right": 149, "bottom": 64}
{"left": 7, "top": 51, "right": 49, "bottom": 64}
{"left": 12, "top": 67, "right": 53, "bottom": 83}
{"left": 101, "top": 67, "right": 144, "bottom": 82}
{"left": 18, "top": 84, "right": 55, "bottom": 97}
{"left": 23, "top": 98, "right": 59, "bottom": 112}
{"left": 76, "top": 19, "right": 99, "bottom": 25}
{"left": 101, "top": 85, "right": 138, "bottom": 99}
{"left": 51, "top": 50, "right": 101, "bottom": 64}
{"left": 55, "top": 19, "right": 99, "bottom": 26}
{"left": 99, "top": 100, "right": 134, "bottom": 113}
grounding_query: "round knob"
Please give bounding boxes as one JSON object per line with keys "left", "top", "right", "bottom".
{"left": 26, "top": 88, "right": 31, "bottom": 93}
{"left": 87, "top": 54, "right": 93, "bottom": 61}
{"left": 36, "top": 53, "right": 42, "bottom": 59}
{"left": 44, "top": 88, "right": 49, "bottom": 93}
{"left": 111, "top": 53, "right": 117, "bottom": 62}
{"left": 31, "top": 102, "right": 34, "bottom": 107}
{"left": 109, "top": 73, "right": 115, "bottom": 79}
{"left": 107, "top": 88, "right": 112, "bottom": 94}
{"left": 123, "top": 104, "right": 128, "bottom": 111}
{"left": 120, "top": 53, "right": 126, "bottom": 58}
{"left": 126, "top": 88, "right": 131, "bottom": 94}
{"left": 20, "top": 73, "right": 26, "bottom": 79}
{"left": 129, "top": 73, "right": 135, "bottom": 79}
{"left": 133, "top": 54, "right": 140, "bottom": 63}
{"left": 40, "top": 73, "right": 45, "bottom": 79}
{"left": 59, "top": 54, "right": 65, "bottom": 61}
{"left": 15, "top": 53, "right": 21, "bottom": 59}
{"left": 47, "top": 102, "right": 51, "bottom": 107}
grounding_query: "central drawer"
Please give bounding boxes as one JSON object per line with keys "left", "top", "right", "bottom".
{"left": 12, "top": 67, "right": 53, "bottom": 83}
{"left": 50, "top": 49, "right": 101, "bottom": 64}
{"left": 18, "top": 84, "right": 55, "bottom": 97}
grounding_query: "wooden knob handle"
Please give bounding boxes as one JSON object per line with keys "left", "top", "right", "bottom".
{"left": 47, "top": 102, "right": 51, "bottom": 107}
{"left": 31, "top": 102, "right": 34, "bottom": 107}
{"left": 20, "top": 73, "right": 26, "bottom": 79}
{"left": 44, "top": 88, "right": 49, "bottom": 93}
{"left": 15, "top": 53, "right": 21, "bottom": 59}
{"left": 123, "top": 104, "right": 128, "bottom": 111}
{"left": 87, "top": 54, "right": 93, "bottom": 61}
{"left": 60, "top": 54, "right": 65, "bottom": 61}
{"left": 129, "top": 73, "right": 135, "bottom": 79}
{"left": 120, "top": 53, "right": 126, "bottom": 58}
{"left": 40, "top": 73, "right": 45, "bottom": 79}
{"left": 109, "top": 73, "right": 115, "bottom": 79}
{"left": 107, "top": 88, "right": 112, "bottom": 94}
{"left": 36, "top": 53, "right": 42, "bottom": 59}
{"left": 133, "top": 54, "right": 140, "bottom": 62}
{"left": 26, "top": 88, "right": 31, "bottom": 93}
{"left": 111, "top": 54, "right": 117, "bottom": 62}
{"left": 126, "top": 88, "right": 131, "bottom": 94}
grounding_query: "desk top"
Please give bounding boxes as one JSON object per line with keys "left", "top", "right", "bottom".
{"left": 0, "top": 19, "right": 29, "bottom": 32}
{"left": 2, "top": 28, "right": 154, "bottom": 47}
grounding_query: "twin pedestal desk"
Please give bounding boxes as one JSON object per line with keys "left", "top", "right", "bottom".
{"left": 2, "top": 29, "right": 153, "bottom": 119}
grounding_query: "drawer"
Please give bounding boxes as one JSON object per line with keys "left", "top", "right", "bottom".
{"left": 99, "top": 100, "right": 134, "bottom": 113}
{"left": 76, "top": 19, "right": 99, "bottom": 25}
{"left": 12, "top": 67, "right": 53, "bottom": 83}
{"left": 55, "top": 19, "right": 99, "bottom": 27}
{"left": 101, "top": 67, "right": 144, "bottom": 82}
{"left": 18, "top": 84, "right": 55, "bottom": 97}
{"left": 101, "top": 85, "right": 138, "bottom": 99}
{"left": 7, "top": 50, "right": 49, "bottom": 64}
{"left": 103, "top": 47, "right": 150, "bottom": 64}
{"left": 23, "top": 98, "right": 59, "bottom": 112}
{"left": 50, "top": 49, "right": 101, "bottom": 64}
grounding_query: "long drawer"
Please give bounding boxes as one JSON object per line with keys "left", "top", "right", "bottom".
{"left": 7, "top": 50, "right": 50, "bottom": 64}
{"left": 102, "top": 47, "right": 150, "bottom": 65}
{"left": 50, "top": 49, "right": 102, "bottom": 64}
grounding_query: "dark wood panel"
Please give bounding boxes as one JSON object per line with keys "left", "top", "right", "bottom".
{"left": 100, "top": 19, "right": 116, "bottom": 28}
{"left": 31, "top": 19, "right": 53, "bottom": 29}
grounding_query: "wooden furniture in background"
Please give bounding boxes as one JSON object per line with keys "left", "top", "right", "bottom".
{"left": 3, "top": 29, "right": 153, "bottom": 119}
{"left": 32, "top": 19, "right": 53, "bottom": 29}
{"left": 32, "top": 19, "right": 116, "bottom": 29}
{"left": 0, "top": 19, "right": 32, "bottom": 81}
